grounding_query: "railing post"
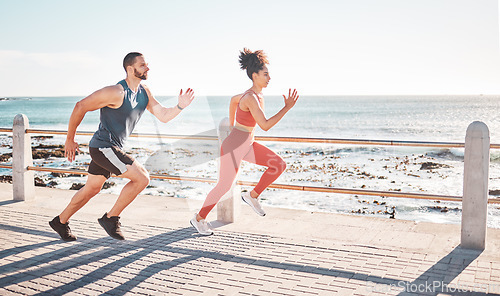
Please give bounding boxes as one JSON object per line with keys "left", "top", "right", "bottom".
{"left": 216, "top": 117, "right": 241, "bottom": 223}
{"left": 461, "top": 121, "right": 489, "bottom": 250}
{"left": 12, "top": 114, "right": 35, "bottom": 201}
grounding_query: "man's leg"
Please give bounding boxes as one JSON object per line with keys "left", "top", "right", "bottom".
{"left": 50, "top": 173, "right": 107, "bottom": 241}
{"left": 97, "top": 160, "right": 149, "bottom": 240}
{"left": 59, "top": 174, "right": 108, "bottom": 223}
{"left": 107, "top": 160, "right": 149, "bottom": 217}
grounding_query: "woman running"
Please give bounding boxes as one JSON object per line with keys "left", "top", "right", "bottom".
{"left": 190, "top": 48, "right": 299, "bottom": 235}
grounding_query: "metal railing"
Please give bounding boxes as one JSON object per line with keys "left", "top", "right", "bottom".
{"left": 1, "top": 127, "right": 500, "bottom": 204}
{"left": 0, "top": 127, "right": 493, "bottom": 148}
{"left": 22, "top": 166, "right": 466, "bottom": 202}
{"left": 3, "top": 127, "right": 500, "bottom": 148}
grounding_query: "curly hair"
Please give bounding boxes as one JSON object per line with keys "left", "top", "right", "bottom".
{"left": 238, "top": 48, "right": 269, "bottom": 80}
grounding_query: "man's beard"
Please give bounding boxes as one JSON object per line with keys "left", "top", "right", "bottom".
{"left": 134, "top": 69, "right": 148, "bottom": 80}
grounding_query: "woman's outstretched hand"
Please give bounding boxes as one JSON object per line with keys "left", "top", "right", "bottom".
{"left": 283, "top": 88, "right": 299, "bottom": 110}
{"left": 178, "top": 88, "right": 195, "bottom": 109}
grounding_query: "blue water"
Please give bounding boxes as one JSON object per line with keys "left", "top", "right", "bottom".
{"left": 2, "top": 95, "right": 500, "bottom": 142}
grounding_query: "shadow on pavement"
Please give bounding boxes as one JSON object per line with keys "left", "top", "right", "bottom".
{"left": 0, "top": 220, "right": 497, "bottom": 295}
{"left": 396, "top": 246, "right": 491, "bottom": 296}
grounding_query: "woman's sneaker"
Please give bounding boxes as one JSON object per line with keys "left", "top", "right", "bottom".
{"left": 241, "top": 192, "right": 266, "bottom": 216}
{"left": 49, "top": 216, "right": 77, "bottom": 241}
{"left": 190, "top": 214, "right": 213, "bottom": 236}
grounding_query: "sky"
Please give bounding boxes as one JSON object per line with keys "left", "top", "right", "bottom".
{"left": 1, "top": 0, "right": 499, "bottom": 96}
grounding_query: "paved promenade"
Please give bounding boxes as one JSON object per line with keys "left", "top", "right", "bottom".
{"left": 0, "top": 182, "right": 500, "bottom": 295}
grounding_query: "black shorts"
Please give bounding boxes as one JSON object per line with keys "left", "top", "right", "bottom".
{"left": 88, "top": 146, "right": 135, "bottom": 179}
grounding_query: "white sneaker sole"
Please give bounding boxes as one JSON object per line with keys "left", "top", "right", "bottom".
{"left": 242, "top": 196, "right": 266, "bottom": 216}
{"left": 190, "top": 219, "right": 213, "bottom": 236}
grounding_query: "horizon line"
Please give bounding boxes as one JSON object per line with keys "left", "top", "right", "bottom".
{"left": 2, "top": 93, "right": 499, "bottom": 98}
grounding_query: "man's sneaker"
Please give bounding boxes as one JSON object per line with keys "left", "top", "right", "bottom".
{"left": 49, "top": 216, "right": 77, "bottom": 241}
{"left": 98, "top": 213, "right": 125, "bottom": 240}
{"left": 190, "top": 214, "right": 213, "bottom": 236}
{"left": 242, "top": 192, "right": 266, "bottom": 216}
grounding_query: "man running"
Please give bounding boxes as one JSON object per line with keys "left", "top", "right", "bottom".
{"left": 49, "top": 52, "right": 194, "bottom": 241}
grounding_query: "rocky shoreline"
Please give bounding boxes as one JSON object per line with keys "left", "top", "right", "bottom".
{"left": 0, "top": 135, "right": 109, "bottom": 190}
{"left": 0, "top": 134, "right": 499, "bottom": 222}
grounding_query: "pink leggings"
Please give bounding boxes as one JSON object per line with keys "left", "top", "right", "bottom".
{"left": 199, "top": 128, "right": 286, "bottom": 219}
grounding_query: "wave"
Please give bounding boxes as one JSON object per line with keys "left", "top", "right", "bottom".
{"left": 491, "top": 150, "right": 500, "bottom": 163}
{"left": 424, "top": 147, "right": 500, "bottom": 163}
{"left": 0, "top": 97, "right": 32, "bottom": 101}
{"left": 425, "top": 148, "right": 464, "bottom": 160}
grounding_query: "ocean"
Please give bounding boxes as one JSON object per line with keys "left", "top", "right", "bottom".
{"left": 1, "top": 95, "right": 500, "bottom": 228}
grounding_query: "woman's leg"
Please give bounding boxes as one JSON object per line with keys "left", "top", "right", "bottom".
{"left": 243, "top": 142, "right": 286, "bottom": 197}
{"left": 198, "top": 130, "right": 252, "bottom": 219}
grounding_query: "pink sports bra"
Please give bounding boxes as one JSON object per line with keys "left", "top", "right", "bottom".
{"left": 235, "top": 90, "right": 262, "bottom": 127}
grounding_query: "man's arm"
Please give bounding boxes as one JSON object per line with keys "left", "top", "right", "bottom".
{"left": 145, "top": 85, "right": 195, "bottom": 123}
{"left": 65, "top": 85, "right": 124, "bottom": 162}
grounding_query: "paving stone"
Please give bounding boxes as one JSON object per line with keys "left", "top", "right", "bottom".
{"left": 0, "top": 288, "right": 20, "bottom": 296}
{"left": 475, "top": 271, "right": 491, "bottom": 280}
{"left": 3, "top": 284, "right": 37, "bottom": 295}
{"left": 1, "top": 201, "right": 499, "bottom": 296}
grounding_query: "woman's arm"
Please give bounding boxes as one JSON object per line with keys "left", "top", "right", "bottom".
{"left": 229, "top": 94, "right": 242, "bottom": 126}
{"left": 245, "top": 89, "right": 299, "bottom": 131}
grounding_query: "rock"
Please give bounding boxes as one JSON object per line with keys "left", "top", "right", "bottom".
{"left": 50, "top": 172, "right": 68, "bottom": 178}
{"left": 34, "top": 144, "right": 63, "bottom": 149}
{"left": 70, "top": 181, "right": 114, "bottom": 190}
{"left": 420, "top": 162, "right": 451, "bottom": 170}
{"left": 32, "top": 149, "right": 65, "bottom": 159}
{"left": 489, "top": 189, "right": 500, "bottom": 196}
{"left": 70, "top": 183, "right": 85, "bottom": 190}
{"left": 385, "top": 206, "right": 396, "bottom": 219}
{"left": 47, "top": 181, "right": 58, "bottom": 188}
{"left": 31, "top": 144, "right": 67, "bottom": 159}
{"left": 0, "top": 175, "right": 13, "bottom": 183}
{"left": 34, "top": 177, "right": 46, "bottom": 187}
{"left": 0, "top": 153, "right": 12, "bottom": 162}
{"left": 69, "top": 173, "right": 85, "bottom": 177}
{"left": 102, "top": 181, "right": 115, "bottom": 189}
{"left": 32, "top": 136, "right": 54, "bottom": 140}
{"left": 429, "top": 205, "right": 460, "bottom": 213}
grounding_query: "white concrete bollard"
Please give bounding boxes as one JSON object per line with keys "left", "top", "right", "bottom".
{"left": 216, "top": 117, "right": 241, "bottom": 223}
{"left": 12, "top": 114, "right": 35, "bottom": 201}
{"left": 461, "top": 121, "right": 490, "bottom": 250}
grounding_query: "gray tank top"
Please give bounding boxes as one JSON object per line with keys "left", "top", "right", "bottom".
{"left": 89, "top": 80, "right": 149, "bottom": 148}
